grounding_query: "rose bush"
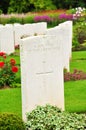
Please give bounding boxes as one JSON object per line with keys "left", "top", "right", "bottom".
{"left": 0, "top": 52, "right": 19, "bottom": 88}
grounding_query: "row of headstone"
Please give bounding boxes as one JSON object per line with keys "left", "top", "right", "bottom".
{"left": 0, "top": 21, "right": 72, "bottom": 71}
{"left": 20, "top": 21, "right": 73, "bottom": 121}
{"left": 14, "top": 22, "right": 47, "bottom": 45}
{"left": 0, "top": 22, "right": 47, "bottom": 54}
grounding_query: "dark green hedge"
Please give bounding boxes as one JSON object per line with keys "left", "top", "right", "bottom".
{"left": 0, "top": 113, "right": 25, "bottom": 130}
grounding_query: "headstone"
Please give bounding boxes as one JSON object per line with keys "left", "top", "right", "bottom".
{"left": 24, "top": 22, "right": 47, "bottom": 36}
{"left": 59, "top": 21, "right": 72, "bottom": 71}
{"left": 30, "top": 22, "right": 47, "bottom": 35}
{"left": 14, "top": 22, "right": 47, "bottom": 45}
{"left": 0, "top": 25, "right": 15, "bottom": 54}
{"left": 46, "top": 21, "right": 72, "bottom": 71}
{"left": 20, "top": 35, "right": 64, "bottom": 121}
{"left": 59, "top": 21, "right": 72, "bottom": 59}
{"left": 23, "top": 24, "right": 34, "bottom": 36}
{"left": 13, "top": 23, "right": 24, "bottom": 45}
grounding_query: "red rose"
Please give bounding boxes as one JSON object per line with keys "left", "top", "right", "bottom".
{"left": 0, "top": 62, "right": 4, "bottom": 68}
{"left": 12, "top": 66, "right": 18, "bottom": 73}
{"left": 10, "top": 58, "right": 16, "bottom": 65}
{"left": 3, "top": 55, "right": 6, "bottom": 59}
{"left": 0, "top": 52, "right": 6, "bottom": 56}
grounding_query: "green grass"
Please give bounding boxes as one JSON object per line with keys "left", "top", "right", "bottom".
{"left": 65, "top": 51, "right": 86, "bottom": 113}
{"left": 0, "top": 50, "right": 86, "bottom": 117}
{"left": 65, "top": 80, "right": 86, "bottom": 113}
{"left": 0, "top": 88, "right": 22, "bottom": 117}
{"left": 70, "top": 60, "right": 86, "bottom": 72}
{"left": 70, "top": 51, "right": 86, "bottom": 72}
{"left": 72, "top": 51, "right": 86, "bottom": 60}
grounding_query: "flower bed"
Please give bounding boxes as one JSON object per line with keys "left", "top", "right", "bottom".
{"left": 64, "top": 69, "right": 86, "bottom": 82}
{"left": 0, "top": 52, "right": 19, "bottom": 88}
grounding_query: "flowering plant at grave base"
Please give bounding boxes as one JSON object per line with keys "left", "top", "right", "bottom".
{"left": 0, "top": 52, "right": 19, "bottom": 88}
{"left": 64, "top": 69, "right": 86, "bottom": 82}
{"left": 15, "top": 44, "right": 20, "bottom": 50}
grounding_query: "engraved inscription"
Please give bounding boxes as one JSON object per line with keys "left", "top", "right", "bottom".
{"left": 36, "top": 71, "right": 53, "bottom": 75}
{"left": 27, "top": 42, "right": 60, "bottom": 52}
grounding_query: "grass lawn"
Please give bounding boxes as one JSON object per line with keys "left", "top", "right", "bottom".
{"left": 0, "top": 88, "right": 22, "bottom": 117}
{"left": 0, "top": 50, "right": 86, "bottom": 116}
{"left": 70, "top": 51, "right": 86, "bottom": 72}
{"left": 65, "top": 51, "right": 86, "bottom": 113}
{"left": 65, "top": 80, "right": 86, "bottom": 113}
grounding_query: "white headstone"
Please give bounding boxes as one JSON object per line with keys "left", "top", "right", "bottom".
{"left": 46, "top": 21, "right": 72, "bottom": 71}
{"left": 24, "top": 22, "right": 47, "bottom": 36}
{"left": 23, "top": 23, "right": 34, "bottom": 36}
{"left": 59, "top": 21, "right": 72, "bottom": 59}
{"left": 13, "top": 23, "right": 24, "bottom": 45}
{"left": 20, "top": 35, "right": 64, "bottom": 121}
{"left": 31, "top": 22, "right": 47, "bottom": 35}
{"left": 14, "top": 22, "right": 47, "bottom": 45}
{"left": 59, "top": 21, "right": 72, "bottom": 71}
{"left": 0, "top": 25, "right": 15, "bottom": 54}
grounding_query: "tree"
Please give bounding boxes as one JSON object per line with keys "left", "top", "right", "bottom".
{"left": 8, "top": 0, "right": 30, "bottom": 13}
{"left": 30, "top": 0, "right": 56, "bottom": 11}
{"left": 0, "top": 0, "right": 10, "bottom": 13}
{"left": 53, "top": 0, "right": 86, "bottom": 9}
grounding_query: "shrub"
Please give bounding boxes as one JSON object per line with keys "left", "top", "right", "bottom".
{"left": 73, "top": 22, "right": 86, "bottom": 48}
{"left": 58, "top": 13, "right": 73, "bottom": 20}
{"left": 26, "top": 105, "right": 86, "bottom": 130}
{"left": 34, "top": 15, "right": 51, "bottom": 23}
{"left": 0, "top": 52, "right": 19, "bottom": 88}
{"left": 0, "top": 9, "right": 3, "bottom": 14}
{"left": 7, "top": 17, "right": 22, "bottom": 24}
{"left": 0, "top": 113, "right": 25, "bottom": 130}
{"left": 34, "top": 14, "right": 60, "bottom": 27}
{"left": 64, "top": 69, "right": 86, "bottom": 82}
{"left": 72, "top": 44, "right": 86, "bottom": 51}
{"left": 23, "top": 15, "right": 34, "bottom": 23}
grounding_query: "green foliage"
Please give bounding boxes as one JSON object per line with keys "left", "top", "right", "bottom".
{"left": 66, "top": 8, "right": 76, "bottom": 14}
{"left": 8, "top": 0, "right": 56, "bottom": 13}
{"left": 10, "top": 82, "right": 21, "bottom": 88}
{"left": 0, "top": 15, "right": 35, "bottom": 24}
{"left": 0, "top": 9, "right": 3, "bottom": 14}
{"left": 53, "top": 0, "right": 85, "bottom": 9}
{"left": 8, "top": 0, "right": 30, "bottom": 13}
{"left": 7, "top": 17, "right": 22, "bottom": 24}
{"left": 0, "top": 113, "right": 25, "bottom": 130}
{"left": 0, "top": 0, "right": 86, "bottom": 13}
{"left": 72, "top": 44, "right": 86, "bottom": 51}
{"left": 23, "top": 15, "right": 34, "bottom": 23}
{"left": 0, "top": 0, "right": 10, "bottom": 14}
{"left": 73, "top": 21, "right": 86, "bottom": 48}
{"left": 30, "top": 0, "right": 56, "bottom": 11}
{"left": 0, "top": 17, "right": 9, "bottom": 25}
{"left": 76, "top": 0, "right": 86, "bottom": 7}
{"left": 26, "top": 105, "right": 86, "bottom": 130}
